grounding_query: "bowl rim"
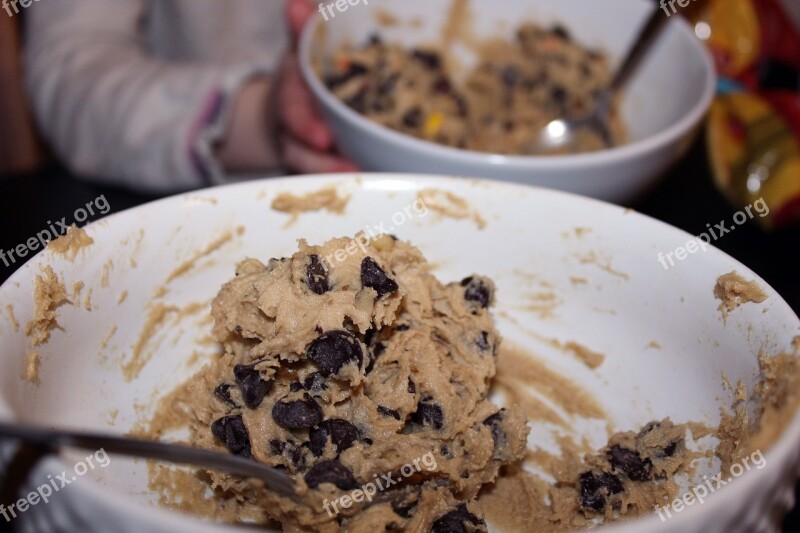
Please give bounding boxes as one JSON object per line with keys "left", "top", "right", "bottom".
{"left": 298, "top": 0, "right": 717, "bottom": 169}
{"left": 2, "top": 173, "right": 798, "bottom": 532}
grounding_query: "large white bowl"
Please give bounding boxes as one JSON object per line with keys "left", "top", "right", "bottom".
{"left": 299, "top": 0, "right": 716, "bottom": 203}
{"left": 0, "top": 174, "right": 798, "bottom": 532}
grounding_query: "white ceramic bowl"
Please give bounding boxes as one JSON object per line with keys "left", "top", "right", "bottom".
{"left": 0, "top": 174, "right": 798, "bottom": 533}
{"left": 298, "top": 0, "right": 716, "bottom": 203}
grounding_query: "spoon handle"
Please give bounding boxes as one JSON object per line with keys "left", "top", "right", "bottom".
{"left": 0, "top": 421, "right": 297, "bottom": 498}
{"left": 611, "top": 6, "right": 671, "bottom": 91}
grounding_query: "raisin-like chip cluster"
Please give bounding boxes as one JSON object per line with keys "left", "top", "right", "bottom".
{"left": 233, "top": 363, "right": 272, "bottom": 409}
{"left": 272, "top": 395, "right": 324, "bottom": 429}
{"left": 306, "top": 254, "right": 330, "bottom": 295}
{"left": 210, "top": 415, "right": 251, "bottom": 458}
{"left": 607, "top": 445, "right": 652, "bottom": 481}
{"left": 307, "top": 330, "right": 363, "bottom": 375}
{"left": 361, "top": 257, "right": 399, "bottom": 297}
{"left": 431, "top": 503, "right": 486, "bottom": 533}
{"left": 461, "top": 277, "right": 492, "bottom": 308}
{"left": 579, "top": 470, "right": 624, "bottom": 512}
{"left": 303, "top": 372, "right": 328, "bottom": 395}
{"left": 309, "top": 419, "right": 360, "bottom": 457}
{"left": 411, "top": 398, "right": 444, "bottom": 430}
{"left": 213, "top": 383, "right": 237, "bottom": 407}
{"left": 377, "top": 406, "right": 401, "bottom": 420}
{"left": 304, "top": 460, "right": 359, "bottom": 490}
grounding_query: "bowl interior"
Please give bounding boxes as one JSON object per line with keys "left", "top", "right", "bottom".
{"left": 0, "top": 175, "right": 797, "bottom": 531}
{"left": 305, "top": 0, "right": 712, "bottom": 146}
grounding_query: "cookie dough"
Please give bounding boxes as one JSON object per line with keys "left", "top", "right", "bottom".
{"left": 160, "top": 234, "right": 529, "bottom": 531}
{"left": 713, "top": 270, "right": 768, "bottom": 319}
{"left": 324, "top": 23, "right": 626, "bottom": 155}
{"left": 25, "top": 265, "right": 67, "bottom": 346}
{"left": 47, "top": 224, "right": 94, "bottom": 261}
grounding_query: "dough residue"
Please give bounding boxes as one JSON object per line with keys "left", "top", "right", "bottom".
{"left": 122, "top": 303, "right": 178, "bottom": 381}
{"left": 24, "top": 351, "right": 40, "bottom": 383}
{"left": 47, "top": 225, "right": 94, "bottom": 261}
{"left": 25, "top": 266, "right": 67, "bottom": 346}
{"left": 417, "top": 189, "right": 486, "bottom": 229}
{"left": 164, "top": 228, "right": 244, "bottom": 285}
{"left": 564, "top": 341, "right": 605, "bottom": 369}
{"left": 713, "top": 271, "right": 767, "bottom": 320}
{"left": 271, "top": 187, "right": 350, "bottom": 227}
{"left": 5, "top": 304, "right": 19, "bottom": 332}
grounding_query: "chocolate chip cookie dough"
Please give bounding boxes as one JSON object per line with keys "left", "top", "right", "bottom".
{"left": 152, "top": 234, "right": 529, "bottom": 531}
{"left": 324, "top": 23, "right": 626, "bottom": 155}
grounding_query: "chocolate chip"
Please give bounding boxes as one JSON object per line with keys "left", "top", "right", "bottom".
{"left": 411, "top": 49, "right": 442, "bottom": 70}
{"left": 304, "top": 460, "right": 359, "bottom": 490}
{"left": 345, "top": 87, "right": 368, "bottom": 113}
{"left": 378, "top": 74, "right": 399, "bottom": 96}
{"left": 433, "top": 77, "right": 453, "bottom": 95}
{"left": 325, "top": 62, "right": 368, "bottom": 90}
{"left": 306, "top": 254, "right": 330, "bottom": 295}
{"left": 402, "top": 107, "right": 423, "bottom": 128}
{"left": 361, "top": 257, "right": 398, "bottom": 297}
{"left": 454, "top": 94, "right": 469, "bottom": 117}
{"left": 483, "top": 410, "right": 505, "bottom": 444}
{"left": 579, "top": 471, "right": 623, "bottom": 512}
{"left": 307, "top": 330, "right": 364, "bottom": 375}
{"left": 663, "top": 440, "right": 679, "bottom": 457}
{"left": 501, "top": 66, "right": 520, "bottom": 87}
{"left": 270, "top": 439, "right": 288, "bottom": 455}
{"left": 551, "top": 24, "right": 571, "bottom": 41}
{"left": 411, "top": 399, "right": 444, "bottom": 430}
{"left": 476, "top": 331, "right": 490, "bottom": 351}
{"left": 309, "top": 419, "right": 360, "bottom": 457}
{"left": 233, "top": 363, "right": 272, "bottom": 409}
{"left": 303, "top": 372, "right": 328, "bottom": 395}
{"left": 431, "top": 503, "right": 485, "bottom": 533}
{"left": 378, "top": 406, "right": 401, "bottom": 420}
{"left": 407, "top": 378, "right": 416, "bottom": 394}
{"left": 391, "top": 493, "right": 418, "bottom": 518}
{"left": 461, "top": 277, "right": 492, "bottom": 308}
{"left": 551, "top": 86, "right": 567, "bottom": 105}
{"left": 272, "top": 396, "right": 324, "bottom": 429}
{"left": 210, "top": 415, "right": 251, "bottom": 458}
{"left": 289, "top": 381, "right": 304, "bottom": 392}
{"left": 213, "top": 383, "right": 237, "bottom": 407}
{"left": 608, "top": 445, "right": 652, "bottom": 481}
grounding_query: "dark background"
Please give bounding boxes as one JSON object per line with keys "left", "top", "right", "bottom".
{"left": 0, "top": 135, "right": 798, "bottom": 529}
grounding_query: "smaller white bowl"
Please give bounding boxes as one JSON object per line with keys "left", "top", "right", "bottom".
{"left": 299, "top": 0, "right": 716, "bottom": 202}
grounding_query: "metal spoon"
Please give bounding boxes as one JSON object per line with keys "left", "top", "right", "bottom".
{"left": 534, "top": 6, "right": 670, "bottom": 153}
{"left": 0, "top": 421, "right": 297, "bottom": 499}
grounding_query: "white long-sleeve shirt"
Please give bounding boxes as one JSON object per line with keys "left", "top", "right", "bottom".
{"left": 24, "top": 0, "right": 288, "bottom": 193}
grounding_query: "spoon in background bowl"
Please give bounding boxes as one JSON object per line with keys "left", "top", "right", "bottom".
{"left": 535, "top": 5, "right": 670, "bottom": 153}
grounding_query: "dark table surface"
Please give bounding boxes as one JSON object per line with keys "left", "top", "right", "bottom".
{"left": 0, "top": 136, "right": 798, "bottom": 529}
